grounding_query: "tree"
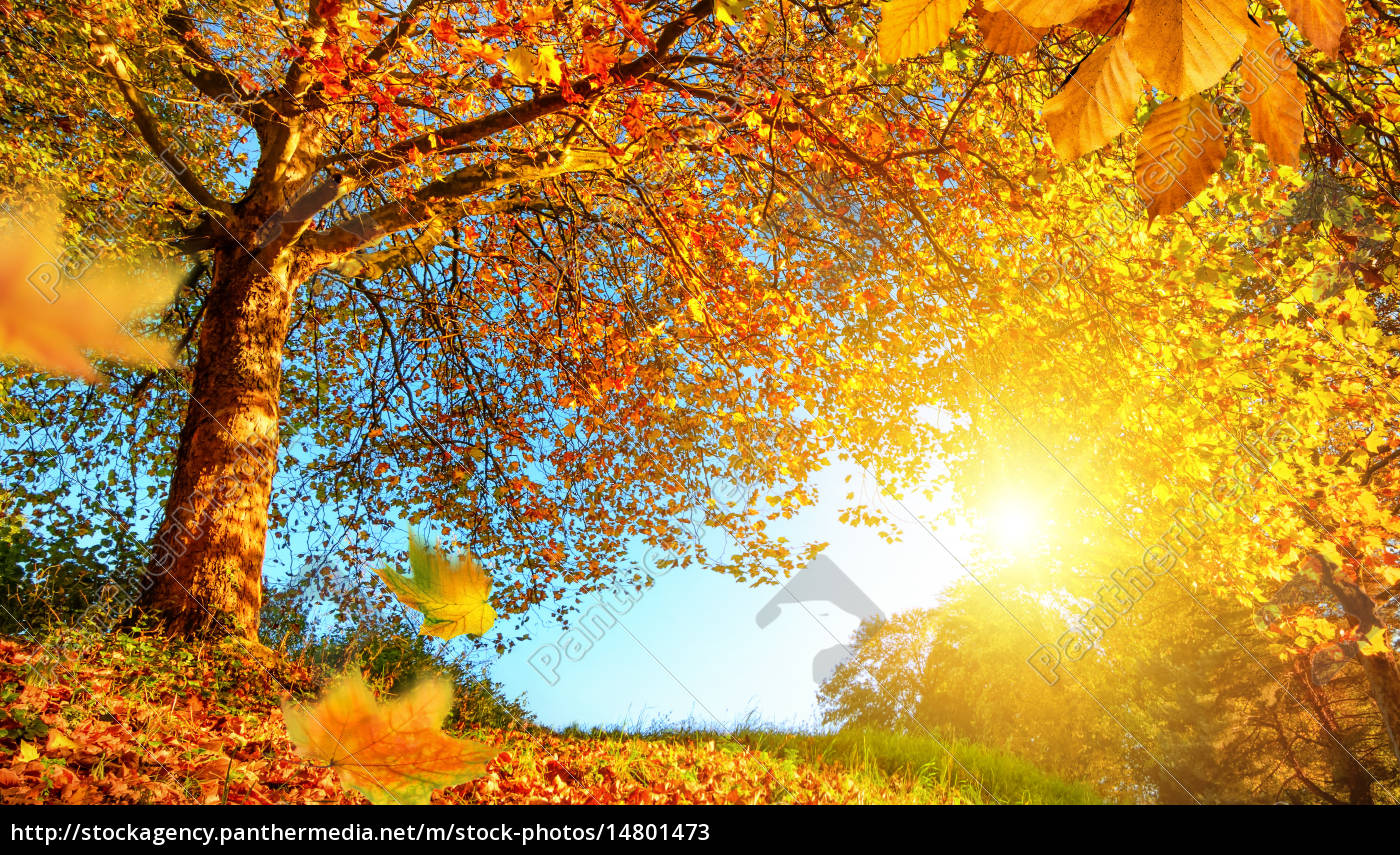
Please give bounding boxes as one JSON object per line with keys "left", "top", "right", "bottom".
{"left": 4, "top": 0, "right": 1009, "bottom": 641}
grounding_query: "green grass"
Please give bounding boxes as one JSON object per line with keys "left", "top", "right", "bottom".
{"left": 561, "top": 722, "right": 1103, "bottom": 805}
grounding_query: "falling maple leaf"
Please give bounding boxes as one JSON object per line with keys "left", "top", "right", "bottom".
{"left": 0, "top": 193, "right": 182, "bottom": 380}
{"left": 374, "top": 530, "right": 497, "bottom": 638}
{"left": 282, "top": 669, "right": 495, "bottom": 805}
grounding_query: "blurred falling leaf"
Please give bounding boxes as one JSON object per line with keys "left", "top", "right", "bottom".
{"left": 374, "top": 530, "right": 497, "bottom": 638}
{"left": 0, "top": 193, "right": 182, "bottom": 380}
{"left": 282, "top": 669, "right": 494, "bottom": 805}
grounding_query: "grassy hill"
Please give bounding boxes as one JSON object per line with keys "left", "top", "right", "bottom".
{"left": 0, "top": 631, "right": 1098, "bottom": 805}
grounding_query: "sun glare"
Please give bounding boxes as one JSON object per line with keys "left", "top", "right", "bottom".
{"left": 985, "top": 496, "right": 1044, "bottom": 552}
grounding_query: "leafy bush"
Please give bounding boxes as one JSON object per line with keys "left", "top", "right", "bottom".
{"left": 0, "top": 504, "right": 139, "bottom": 636}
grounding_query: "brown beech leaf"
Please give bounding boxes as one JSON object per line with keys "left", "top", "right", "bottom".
{"left": 1043, "top": 37, "right": 1144, "bottom": 161}
{"left": 972, "top": 4, "right": 1046, "bottom": 54}
{"left": 1278, "top": 0, "right": 1345, "bottom": 58}
{"left": 991, "top": 0, "right": 1108, "bottom": 28}
{"left": 282, "top": 670, "right": 494, "bottom": 805}
{"left": 1067, "top": 0, "right": 1129, "bottom": 33}
{"left": 1124, "top": 0, "right": 1248, "bottom": 97}
{"left": 1134, "top": 95, "right": 1227, "bottom": 219}
{"left": 1240, "top": 20, "right": 1305, "bottom": 167}
{"left": 0, "top": 196, "right": 182, "bottom": 380}
{"left": 879, "top": 0, "right": 971, "bottom": 64}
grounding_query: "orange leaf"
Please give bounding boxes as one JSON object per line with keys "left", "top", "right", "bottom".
{"left": 0, "top": 194, "right": 182, "bottom": 380}
{"left": 1124, "top": 0, "right": 1247, "bottom": 97}
{"left": 1240, "top": 20, "right": 1305, "bottom": 167}
{"left": 1134, "top": 96, "right": 1227, "bottom": 219}
{"left": 878, "top": 0, "right": 971, "bottom": 64}
{"left": 972, "top": 4, "right": 1046, "bottom": 54}
{"left": 992, "top": 0, "right": 1108, "bottom": 28}
{"left": 1043, "top": 36, "right": 1142, "bottom": 161}
{"left": 1278, "top": 0, "right": 1344, "bottom": 57}
{"left": 282, "top": 670, "right": 494, "bottom": 805}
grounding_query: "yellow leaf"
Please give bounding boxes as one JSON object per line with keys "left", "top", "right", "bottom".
{"left": 536, "top": 45, "right": 563, "bottom": 85}
{"left": 1134, "top": 96, "right": 1226, "bottom": 219}
{"left": 1124, "top": 0, "right": 1247, "bottom": 97}
{"left": 1239, "top": 20, "right": 1305, "bottom": 167}
{"left": 1359, "top": 626, "right": 1389, "bottom": 656}
{"left": 878, "top": 0, "right": 970, "bottom": 64}
{"left": 687, "top": 295, "right": 707, "bottom": 322}
{"left": 0, "top": 194, "right": 183, "bottom": 381}
{"left": 1043, "top": 36, "right": 1142, "bottom": 161}
{"left": 45, "top": 729, "right": 77, "bottom": 752}
{"left": 971, "top": 4, "right": 1045, "bottom": 54}
{"left": 17, "top": 741, "right": 38, "bottom": 762}
{"left": 373, "top": 531, "right": 497, "bottom": 639}
{"left": 504, "top": 45, "right": 536, "bottom": 81}
{"left": 282, "top": 670, "right": 494, "bottom": 805}
{"left": 1279, "top": 0, "right": 1344, "bottom": 57}
{"left": 994, "top": 0, "right": 1106, "bottom": 27}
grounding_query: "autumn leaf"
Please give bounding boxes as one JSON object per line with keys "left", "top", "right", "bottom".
{"left": 715, "top": 0, "right": 754, "bottom": 26}
{"left": 993, "top": 0, "right": 1110, "bottom": 27}
{"left": 971, "top": 4, "right": 1045, "bottom": 55}
{"left": 1134, "top": 95, "right": 1227, "bottom": 219}
{"left": 1043, "top": 37, "right": 1143, "bottom": 161}
{"left": 1279, "top": 0, "right": 1345, "bottom": 57}
{"left": 282, "top": 670, "right": 494, "bottom": 805}
{"left": 1123, "top": 0, "right": 1247, "bottom": 97}
{"left": 1066, "top": 0, "right": 1129, "bottom": 33}
{"left": 0, "top": 194, "right": 182, "bottom": 381}
{"left": 1239, "top": 20, "right": 1305, "bottom": 167}
{"left": 373, "top": 531, "right": 497, "bottom": 639}
{"left": 879, "top": 0, "right": 970, "bottom": 64}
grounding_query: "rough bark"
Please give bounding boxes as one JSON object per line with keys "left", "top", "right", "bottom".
{"left": 137, "top": 245, "right": 303, "bottom": 640}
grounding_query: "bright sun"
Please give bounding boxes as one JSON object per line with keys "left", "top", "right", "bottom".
{"left": 985, "top": 496, "right": 1044, "bottom": 551}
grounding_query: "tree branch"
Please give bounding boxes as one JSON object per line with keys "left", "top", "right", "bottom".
{"left": 163, "top": 4, "right": 259, "bottom": 116}
{"left": 331, "top": 0, "right": 715, "bottom": 180}
{"left": 305, "top": 149, "right": 623, "bottom": 255}
{"left": 89, "top": 27, "right": 234, "bottom": 216}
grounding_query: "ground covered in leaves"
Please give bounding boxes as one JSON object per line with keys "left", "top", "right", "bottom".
{"left": 0, "top": 633, "right": 1096, "bottom": 804}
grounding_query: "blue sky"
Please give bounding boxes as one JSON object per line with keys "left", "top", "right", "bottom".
{"left": 488, "top": 461, "right": 972, "bottom": 730}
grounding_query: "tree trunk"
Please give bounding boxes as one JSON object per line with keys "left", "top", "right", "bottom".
{"left": 1358, "top": 651, "right": 1400, "bottom": 772}
{"left": 1310, "top": 553, "right": 1400, "bottom": 768}
{"left": 138, "top": 244, "right": 301, "bottom": 640}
